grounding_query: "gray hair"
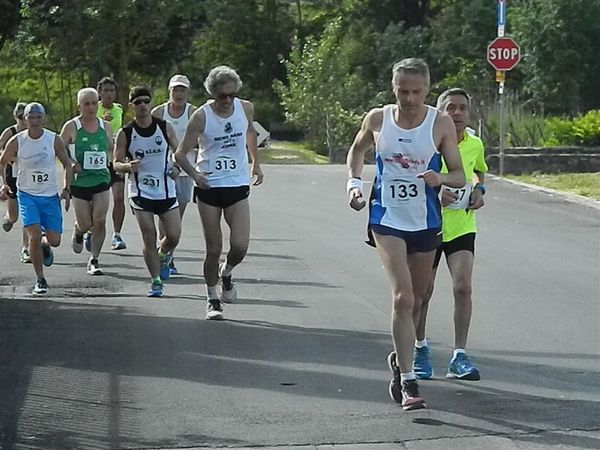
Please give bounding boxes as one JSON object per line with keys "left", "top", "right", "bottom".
{"left": 392, "top": 58, "right": 430, "bottom": 87}
{"left": 77, "top": 87, "right": 99, "bottom": 105}
{"left": 436, "top": 88, "right": 472, "bottom": 110}
{"left": 204, "top": 66, "right": 243, "bottom": 96}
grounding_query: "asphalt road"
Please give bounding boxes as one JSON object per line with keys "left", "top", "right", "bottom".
{"left": 1, "top": 165, "right": 598, "bottom": 449}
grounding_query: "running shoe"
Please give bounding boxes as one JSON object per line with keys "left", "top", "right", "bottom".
{"left": 87, "top": 258, "right": 103, "bottom": 276}
{"left": 84, "top": 232, "right": 92, "bottom": 252}
{"left": 111, "top": 235, "right": 127, "bottom": 250}
{"left": 159, "top": 251, "right": 171, "bottom": 281}
{"left": 219, "top": 262, "right": 237, "bottom": 303}
{"left": 42, "top": 243, "right": 54, "bottom": 267}
{"left": 32, "top": 277, "right": 48, "bottom": 296}
{"left": 72, "top": 229, "right": 84, "bottom": 254}
{"left": 446, "top": 353, "right": 481, "bottom": 381}
{"left": 387, "top": 351, "right": 426, "bottom": 411}
{"left": 147, "top": 281, "right": 163, "bottom": 297}
{"left": 168, "top": 258, "right": 178, "bottom": 275}
{"left": 206, "top": 298, "right": 224, "bottom": 320}
{"left": 413, "top": 346, "right": 434, "bottom": 380}
{"left": 2, "top": 215, "right": 13, "bottom": 232}
{"left": 20, "top": 248, "right": 31, "bottom": 264}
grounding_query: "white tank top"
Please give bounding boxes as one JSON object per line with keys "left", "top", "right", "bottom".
{"left": 125, "top": 119, "right": 176, "bottom": 200}
{"left": 369, "top": 105, "right": 442, "bottom": 232}
{"left": 16, "top": 129, "right": 59, "bottom": 197}
{"left": 162, "top": 102, "right": 194, "bottom": 177}
{"left": 197, "top": 98, "right": 249, "bottom": 188}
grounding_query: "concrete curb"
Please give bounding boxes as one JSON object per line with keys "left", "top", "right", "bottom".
{"left": 490, "top": 175, "right": 600, "bottom": 210}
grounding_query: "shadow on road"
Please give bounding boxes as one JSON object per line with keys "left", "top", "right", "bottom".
{"left": 0, "top": 299, "right": 598, "bottom": 449}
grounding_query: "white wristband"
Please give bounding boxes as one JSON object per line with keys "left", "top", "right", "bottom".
{"left": 346, "top": 177, "right": 363, "bottom": 194}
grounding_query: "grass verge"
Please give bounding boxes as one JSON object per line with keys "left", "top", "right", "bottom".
{"left": 505, "top": 172, "right": 600, "bottom": 200}
{"left": 259, "top": 140, "right": 329, "bottom": 164}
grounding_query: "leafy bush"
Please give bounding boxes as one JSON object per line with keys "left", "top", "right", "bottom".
{"left": 544, "top": 110, "right": 600, "bottom": 146}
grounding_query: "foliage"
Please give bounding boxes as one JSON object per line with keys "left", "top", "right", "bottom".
{"left": 544, "top": 111, "right": 600, "bottom": 147}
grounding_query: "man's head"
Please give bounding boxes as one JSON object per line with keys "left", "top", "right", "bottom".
{"left": 436, "top": 88, "right": 471, "bottom": 135}
{"left": 129, "top": 86, "right": 153, "bottom": 119}
{"left": 97, "top": 77, "right": 118, "bottom": 105}
{"left": 24, "top": 102, "right": 46, "bottom": 130}
{"left": 391, "top": 58, "right": 430, "bottom": 111}
{"left": 77, "top": 87, "right": 100, "bottom": 116}
{"left": 13, "top": 102, "right": 26, "bottom": 123}
{"left": 204, "top": 66, "right": 242, "bottom": 109}
{"left": 168, "top": 74, "right": 190, "bottom": 104}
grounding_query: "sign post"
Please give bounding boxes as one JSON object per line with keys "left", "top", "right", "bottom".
{"left": 487, "top": 0, "right": 520, "bottom": 176}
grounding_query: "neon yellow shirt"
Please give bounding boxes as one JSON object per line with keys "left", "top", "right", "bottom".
{"left": 97, "top": 103, "right": 123, "bottom": 133}
{"left": 441, "top": 132, "right": 488, "bottom": 242}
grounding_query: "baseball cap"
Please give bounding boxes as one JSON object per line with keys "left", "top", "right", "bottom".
{"left": 24, "top": 102, "right": 46, "bottom": 117}
{"left": 169, "top": 74, "right": 190, "bottom": 89}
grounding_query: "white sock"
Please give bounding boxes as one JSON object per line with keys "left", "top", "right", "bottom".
{"left": 220, "top": 262, "right": 234, "bottom": 277}
{"left": 452, "top": 348, "right": 465, "bottom": 361}
{"left": 415, "top": 338, "right": 428, "bottom": 348}
{"left": 400, "top": 372, "right": 416, "bottom": 382}
{"left": 206, "top": 285, "right": 219, "bottom": 300}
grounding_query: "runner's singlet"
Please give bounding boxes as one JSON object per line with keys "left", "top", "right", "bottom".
{"left": 196, "top": 98, "right": 249, "bottom": 188}
{"left": 124, "top": 118, "right": 175, "bottom": 200}
{"left": 15, "top": 129, "right": 58, "bottom": 196}
{"left": 370, "top": 105, "right": 441, "bottom": 232}
{"left": 97, "top": 103, "right": 123, "bottom": 134}
{"left": 72, "top": 118, "right": 111, "bottom": 188}
{"left": 163, "top": 102, "right": 193, "bottom": 177}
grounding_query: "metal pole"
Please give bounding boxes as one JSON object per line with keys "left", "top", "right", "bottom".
{"left": 499, "top": 81, "right": 505, "bottom": 176}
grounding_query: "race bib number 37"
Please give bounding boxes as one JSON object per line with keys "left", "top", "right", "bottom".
{"left": 443, "top": 184, "right": 472, "bottom": 210}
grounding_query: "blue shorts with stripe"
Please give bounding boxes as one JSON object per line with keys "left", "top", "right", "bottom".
{"left": 17, "top": 191, "right": 63, "bottom": 233}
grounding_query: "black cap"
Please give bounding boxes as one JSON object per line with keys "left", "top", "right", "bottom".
{"left": 129, "top": 86, "right": 152, "bottom": 102}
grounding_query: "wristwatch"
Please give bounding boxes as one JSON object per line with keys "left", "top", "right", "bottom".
{"left": 474, "top": 183, "right": 486, "bottom": 195}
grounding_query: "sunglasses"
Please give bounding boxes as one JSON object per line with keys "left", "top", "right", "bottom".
{"left": 132, "top": 98, "right": 151, "bottom": 105}
{"left": 216, "top": 92, "right": 237, "bottom": 101}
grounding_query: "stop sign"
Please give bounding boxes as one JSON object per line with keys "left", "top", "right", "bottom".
{"left": 487, "top": 37, "right": 520, "bottom": 71}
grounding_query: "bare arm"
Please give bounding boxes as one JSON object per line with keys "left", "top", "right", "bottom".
{"left": 0, "top": 128, "right": 13, "bottom": 189}
{"left": 242, "top": 100, "right": 263, "bottom": 186}
{"left": 104, "top": 121, "right": 114, "bottom": 163}
{"left": 175, "top": 109, "right": 208, "bottom": 188}
{"left": 151, "top": 104, "right": 164, "bottom": 120}
{"left": 426, "top": 114, "right": 465, "bottom": 188}
{"left": 113, "top": 129, "right": 138, "bottom": 174}
{"left": 54, "top": 135, "right": 73, "bottom": 211}
{"left": 346, "top": 108, "right": 381, "bottom": 211}
{"left": 0, "top": 136, "right": 18, "bottom": 166}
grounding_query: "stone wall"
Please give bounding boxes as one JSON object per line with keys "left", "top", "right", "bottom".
{"left": 485, "top": 147, "right": 600, "bottom": 174}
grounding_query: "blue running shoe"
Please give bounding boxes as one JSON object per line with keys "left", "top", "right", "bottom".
{"left": 169, "top": 259, "right": 178, "bottom": 275}
{"left": 413, "top": 346, "right": 434, "bottom": 380}
{"left": 147, "top": 281, "right": 163, "bottom": 297}
{"left": 159, "top": 251, "right": 171, "bottom": 281}
{"left": 42, "top": 244, "right": 54, "bottom": 267}
{"left": 446, "top": 353, "right": 480, "bottom": 381}
{"left": 84, "top": 232, "right": 92, "bottom": 252}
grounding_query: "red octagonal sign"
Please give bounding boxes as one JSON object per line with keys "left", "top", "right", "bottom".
{"left": 487, "top": 37, "right": 520, "bottom": 71}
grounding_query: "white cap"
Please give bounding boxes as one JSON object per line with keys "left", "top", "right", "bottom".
{"left": 168, "top": 74, "right": 190, "bottom": 89}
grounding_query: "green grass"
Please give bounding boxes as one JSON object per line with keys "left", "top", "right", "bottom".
{"left": 259, "top": 140, "right": 329, "bottom": 164}
{"left": 506, "top": 173, "right": 600, "bottom": 200}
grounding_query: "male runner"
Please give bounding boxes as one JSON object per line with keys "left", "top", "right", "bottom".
{"left": 175, "top": 65, "right": 264, "bottom": 320}
{"left": 346, "top": 58, "right": 465, "bottom": 410}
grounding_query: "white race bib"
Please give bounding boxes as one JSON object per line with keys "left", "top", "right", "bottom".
{"left": 83, "top": 151, "right": 107, "bottom": 170}
{"left": 443, "top": 184, "right": 473, "bottom": 210}
{"left": 141, "top": 174, "right": 162, "bottom": 191}
{"left": 30, "top": 170, "right": 50, "bottom": 184}
{"left": 381, "top": 175, "right": 425, "bottom": 207}
{"left": 212, "top": 155, "right": 239, "bottom": 175}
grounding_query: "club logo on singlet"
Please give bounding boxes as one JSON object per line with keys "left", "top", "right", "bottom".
{"left": 224, "top": 122, "right": 232, "bottom": 134}
{"left": 135, "top": 149, "right": 145, "bottom": 160}
{"left": 398, "top": 137, "right": 412, "bottom": 143}
{"left": 155, "top": 136, "right": 163, "bottom": 145}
